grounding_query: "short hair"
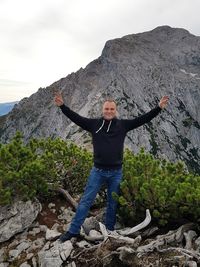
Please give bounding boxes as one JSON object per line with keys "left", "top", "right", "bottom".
{"left": 103, "top": 98, "right": 117, "bottom": 106}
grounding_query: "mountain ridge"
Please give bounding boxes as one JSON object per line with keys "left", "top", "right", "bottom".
{"left": 0, "top": 25, "right": 200, "bottom": 172}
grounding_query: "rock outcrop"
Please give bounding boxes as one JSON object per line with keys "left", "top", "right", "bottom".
{"left": 0, "top": 200, "right": 42, "bottom": 243}
{"left": 0, "top": 26, "right": 200, "bottom": 172}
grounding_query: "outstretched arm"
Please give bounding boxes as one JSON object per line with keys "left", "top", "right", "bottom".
{"left": 123, "top": 96, "right": 169, "bottom": 132}
{"left": 54, "top": 92, "right": 95, "bottom": 132}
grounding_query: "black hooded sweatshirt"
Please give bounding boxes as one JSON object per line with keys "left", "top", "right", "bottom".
{"left": 60, "top": 104, "right": 162, "bottom": 170}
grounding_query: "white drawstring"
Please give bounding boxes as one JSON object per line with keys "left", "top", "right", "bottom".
{"left": 95, "top": 120, "right": 112, "bottom": 133}
{"left": 106, "top": 120, "right": 112, "bottom": 132}
{"left": 95, "top": 120, "right": 105, "bottom": 133}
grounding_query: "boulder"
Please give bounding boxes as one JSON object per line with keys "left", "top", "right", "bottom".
{"left": 0, "top": 199, "right": 42, "bottom": 243}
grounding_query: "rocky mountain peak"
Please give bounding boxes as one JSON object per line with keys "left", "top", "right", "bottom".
{"left": 0, "top": 25, "right": 200, "bottom": 172}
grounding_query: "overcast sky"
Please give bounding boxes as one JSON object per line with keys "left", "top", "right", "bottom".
{"left": 0, "top": 0, "right": 199, "bottom": 103}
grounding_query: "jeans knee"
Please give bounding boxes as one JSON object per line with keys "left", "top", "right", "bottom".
{"left": 79, "top": 198, "right": 93, "bottom": 209}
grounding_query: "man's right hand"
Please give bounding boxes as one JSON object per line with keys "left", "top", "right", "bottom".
{"left": 54, "top": 92, "right": 64, "bottom": 106}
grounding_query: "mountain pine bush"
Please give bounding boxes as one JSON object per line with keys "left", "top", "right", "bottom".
{"left": 114, "top": 148, "right": 200, "bottom": 226}
{"left": 0, "top": 132, "right": 48, "bottom": 205}
{"left": 0, "top": 132, "right": 92, "bottom": 205}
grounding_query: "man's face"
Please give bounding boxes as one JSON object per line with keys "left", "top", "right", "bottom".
{"left": 102, "top": 101, "right": 117, "bottom": 120}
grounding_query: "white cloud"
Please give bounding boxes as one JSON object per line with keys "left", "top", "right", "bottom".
{"left": 0, "top": 0, "right": 199, "bottom": 102}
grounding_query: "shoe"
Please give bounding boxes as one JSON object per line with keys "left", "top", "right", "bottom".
{"left": 59, "top": 231, "right": 79, "bottom": 243}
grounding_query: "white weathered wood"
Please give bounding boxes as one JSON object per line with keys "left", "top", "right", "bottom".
{"left": 117, "top": 209, "right": 151, "bottom": 236}
{"left": 99, "top": 222, "right": 109, "bottom": 240}
{"left": 136, "top": 223, "right": 195, "bottom": 254}
{"left": 184, "top": 230, "right": 197, "bottom": 250}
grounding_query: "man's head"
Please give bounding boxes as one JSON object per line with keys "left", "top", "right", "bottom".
{"left": 102, "top": 99, "right": 117, "bottom": 120}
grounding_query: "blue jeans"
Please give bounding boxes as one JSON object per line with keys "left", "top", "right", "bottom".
{"left": 68, "top": 166, "right": 122, "bottom": 234}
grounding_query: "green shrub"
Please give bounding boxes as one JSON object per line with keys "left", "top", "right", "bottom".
{"left": 0, "top": 132, "right": 48, "bottom": 205}
{"left": 34, "top": 137, "right": 93, "bottom": 194}
{"left": 113, "top": 148, "right": 200, "bottom": 226}
{"left": 0, "top": 132, "right": 92, "bottom": 206}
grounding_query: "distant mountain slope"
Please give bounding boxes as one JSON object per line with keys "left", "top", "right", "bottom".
{"left": 0, "top": 101, "right": 19, "bottom": 116}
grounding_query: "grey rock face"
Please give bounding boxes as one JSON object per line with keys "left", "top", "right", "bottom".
{"left": 38, "top": 240, "right": 73, "bottom": 267}
{"left": 45, "top": 229, "right": 61, "bottom": 241}
{"left": 0, "top": 200, "right": 42, "bottom": 243}
{"left": 0, "top": 26, "right": 200, "bottom": 171}
{"left": 82, "top": 216, "right": 100, "bottom": 235}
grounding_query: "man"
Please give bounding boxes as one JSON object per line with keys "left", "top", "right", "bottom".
{"left": 54, "top": 93, "right": 169, "bottom": 242}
